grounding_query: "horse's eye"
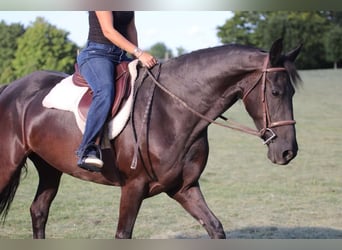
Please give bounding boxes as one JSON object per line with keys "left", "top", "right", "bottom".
{"left": 272, "top": 89, "right": 280, "bottom": 96}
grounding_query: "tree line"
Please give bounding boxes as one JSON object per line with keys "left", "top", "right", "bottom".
{"left": 217, "top": 11, "right": 342, "bottom": 69}
{"left": 1, "top": 11, "right": 341, "bottom": 84}
{"left": 0, "top": 17, "right": 182, "bottom": 84}
{"left": 0, "top": 17, "right": 78, "bottom": 84}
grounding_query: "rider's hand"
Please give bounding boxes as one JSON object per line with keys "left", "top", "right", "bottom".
{"left": 136, "top": 51, "right": 158, "bottom": 68}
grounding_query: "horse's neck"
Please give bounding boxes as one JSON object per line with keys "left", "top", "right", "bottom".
{"left": 140, "top": 48, "right": 265, "bottom": 163}
{"left": 160, "top": 49, "right": 265, "bottom": 116}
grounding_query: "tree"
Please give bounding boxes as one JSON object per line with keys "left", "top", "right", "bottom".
{"left": 176, "top": 46, "right": 187, "bottom": 57}
{"left": 259, "top": 11, "right": 329, "bottom": 69}
{"left": 11, "top": 17, "right": 78, "bottom": 80}
{"left": 321, "top": 11, "right": 342, "bottom": 68}
{"left": 216, "top": 11, "right": 338, "bottom": 69}
{"left": 217, "top": 11, "right": 265, "bottom": 46}
{"left": 148, "top": 42, "right": 174, "bottom": 60}
{"left": 324, "top": 25, "right": 342, "bottom": 69}
{"left": 321, "top": 11, "right": 342, "bottom": 25}
{"left": 0, "top": 21, "right": 25, "bottom": 83}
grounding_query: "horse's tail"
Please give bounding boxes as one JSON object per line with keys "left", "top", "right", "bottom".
{"left": 0, "top": 162, "right": 27, "bottom": 223}
{"left": 0, "top": 84, "right": 27, "bottom": 223}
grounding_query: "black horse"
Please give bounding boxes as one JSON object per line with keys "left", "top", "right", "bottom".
{"left": 0, "top": 39, "right": 301, "bottom": 238}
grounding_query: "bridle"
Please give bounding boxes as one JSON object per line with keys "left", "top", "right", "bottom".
{"left": 241, "top": 55, "right": 296, "bottom": 144}
{"left": 144, "top": 55, "right": 296, "bottom": 145}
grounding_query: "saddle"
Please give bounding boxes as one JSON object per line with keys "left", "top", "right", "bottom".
{"left": 72, "top": 62, "right": 132, "bottom": 121}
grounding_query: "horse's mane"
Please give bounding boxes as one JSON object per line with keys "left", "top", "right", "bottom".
{"left": 0, "top": 84, "right": 8, "bottom": 95}
{"left": 166, "top": 44, "right": 301, "bottom": 88}
{"left": 171, "top": 44, "right": 260, "bottom": 63}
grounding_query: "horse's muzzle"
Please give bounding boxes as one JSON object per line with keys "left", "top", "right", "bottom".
{"left": 268, "top": 141, "right": 298, "bottom": 165}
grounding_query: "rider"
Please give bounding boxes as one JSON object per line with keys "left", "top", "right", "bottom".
{"left": 76, "top": 11, "right": 157, "bottom": 171}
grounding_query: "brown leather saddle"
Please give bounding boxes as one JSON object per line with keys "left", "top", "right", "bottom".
{"left": 72, "top": 61, "right": 132, "bottom": 121}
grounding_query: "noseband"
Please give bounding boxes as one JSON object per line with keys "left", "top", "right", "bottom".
{"left": 145, "top": 55, "right": 296, "bottom": 145}
{"left": 242, "top": 55, "right": 296, "bottom": 144}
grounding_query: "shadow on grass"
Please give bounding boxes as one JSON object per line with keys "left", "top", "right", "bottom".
{"left": 175, "top": 226, "right": 342, "bottom": 239}
{"left": 226, "top": 226, "right": 342, "bottom": 239}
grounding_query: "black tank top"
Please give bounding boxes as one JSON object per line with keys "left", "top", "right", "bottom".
{"left": 88, "top": 11, "right": 134, "bottom": 45}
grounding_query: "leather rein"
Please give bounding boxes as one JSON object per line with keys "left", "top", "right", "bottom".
{"left": 145, "top": 55, "right": 296, "bottom": 145}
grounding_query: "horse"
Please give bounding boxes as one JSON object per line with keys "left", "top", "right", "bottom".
{"left": 0, "top": 38, "right": 302, "bottom": 239}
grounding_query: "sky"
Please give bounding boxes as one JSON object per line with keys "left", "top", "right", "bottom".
{"left": 0, "top": 11, "right": 233, "bottom": 54}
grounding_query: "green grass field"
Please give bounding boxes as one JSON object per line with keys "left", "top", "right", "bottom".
{"left": 1, "top": 69, "right": 342, "bottom": 239}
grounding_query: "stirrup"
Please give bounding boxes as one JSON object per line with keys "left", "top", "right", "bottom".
{"left": 83, "top": 143, "right": 103, "bottom": 160}
{"left": 78, "top": 156, "right": 103, "bottom": 172}
{"left": 77, "top": 143, "right": 103, "bottom": 172}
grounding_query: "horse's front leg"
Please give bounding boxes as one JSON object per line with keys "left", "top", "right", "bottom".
{"left": 168, "top": 183, "right": 226, "bottom": 239}
{"left": 115, "top": 181, "right": 147, "bottom": 239}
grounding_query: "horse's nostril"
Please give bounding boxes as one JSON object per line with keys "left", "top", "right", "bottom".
{"left": 283, "top": 150, "right": 294, "bottom": 162}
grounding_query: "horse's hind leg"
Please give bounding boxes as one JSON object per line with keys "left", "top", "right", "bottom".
{"left": 29, "top": 154, "right": 62, "bottom": 239}
{"left": 168, "top": 183, "right": 226, "bottom": 239}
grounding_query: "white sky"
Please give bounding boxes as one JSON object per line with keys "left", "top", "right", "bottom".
{"left": 0, "top": 11, "right": 232, "bottom": 54}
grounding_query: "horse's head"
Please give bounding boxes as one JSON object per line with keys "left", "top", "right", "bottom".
{"left": 243, "top": 39, "right": 302, "bottom": 165}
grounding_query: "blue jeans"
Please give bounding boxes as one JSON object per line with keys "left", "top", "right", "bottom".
{"left": 76, "top": 41, "right": 130, "bottom": 157}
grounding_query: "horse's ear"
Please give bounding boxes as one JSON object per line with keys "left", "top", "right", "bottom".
{"left": 286, "top": 43, "right": 303, "bottom": 62}
{"left": 269, "top": 38, "right": 283, "bottom": 66}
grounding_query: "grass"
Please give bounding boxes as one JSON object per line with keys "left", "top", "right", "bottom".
{"left": 1, "top": 69, "right": 342, "bottom": 239}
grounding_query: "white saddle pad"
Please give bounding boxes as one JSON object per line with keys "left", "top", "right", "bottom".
{"left": 42, "top": 59, "right": 139, "bottom": 139}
